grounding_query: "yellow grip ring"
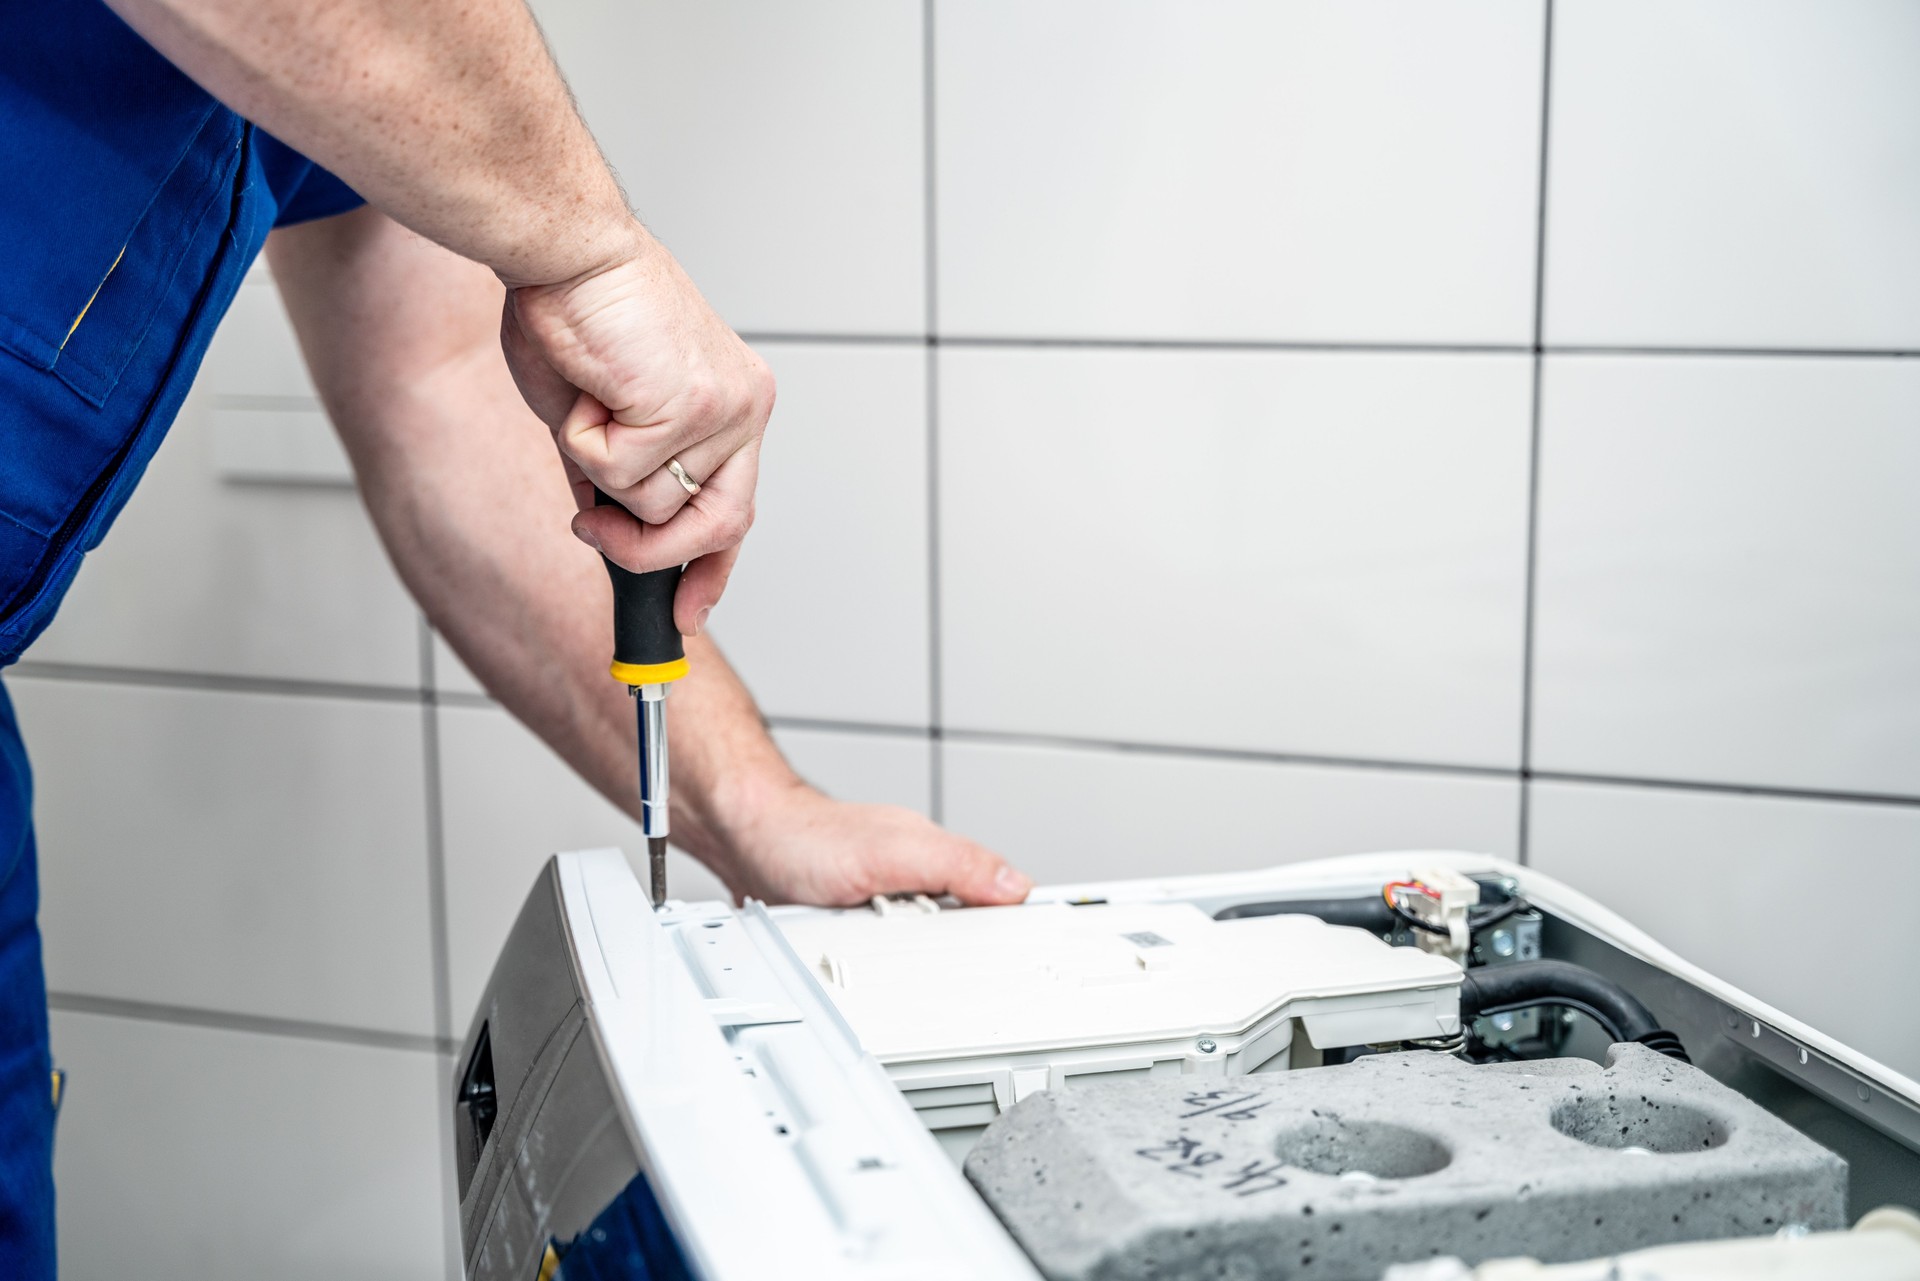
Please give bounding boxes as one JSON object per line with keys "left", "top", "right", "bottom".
{"left": 610, "top": 657, "right": 690, "bottom": 686}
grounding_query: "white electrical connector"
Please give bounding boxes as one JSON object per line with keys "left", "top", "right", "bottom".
{"left": 1398, "top": 867, "right": 1481, "bottom": 966}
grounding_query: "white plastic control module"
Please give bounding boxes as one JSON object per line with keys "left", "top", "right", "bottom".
{"left": 775, "top": 898, "right": 1464, "bottom": 1159}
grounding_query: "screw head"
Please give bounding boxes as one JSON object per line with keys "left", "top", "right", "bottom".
{"left": 1490, "top": 929, "right": 1517, "bottom": 958}
{"left": 1196, "top": 1037, "right": 1218, "bottom": 1054}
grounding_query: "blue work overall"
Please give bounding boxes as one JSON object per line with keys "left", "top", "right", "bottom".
{"left": 0, "top": 3, "right": 363, "bottom": 1271}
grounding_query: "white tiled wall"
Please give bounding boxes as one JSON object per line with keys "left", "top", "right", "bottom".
{"left": 934, "top": 0, "right": 1546, "bottom": 343}
{"left": 1532, "top": 356, "right": 1920, "bottom": 795}
{"left": 937, "top": 348, "right": 1533, "bottom": 767}
{"left": 1544, "top": 0, "right": 1920, "bottom": 349}
{"left": 943, "top": 740, "right": 1521, "bottom": 887}
{"left": 50, "top": 1011, "right": 447, "bottom": 1281}
{"left": 708, "top": 342, "right": 932, "bottom": 726}
{"left": 12, "top": 2, "right": 1920, "bottom": 1274}
{"left": 528, "top": 0, "right": 927, "bottom": 335}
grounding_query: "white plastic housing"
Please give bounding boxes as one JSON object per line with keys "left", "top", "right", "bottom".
{"left": 775, "top": 899, "right": 1463, "bottom": 1158}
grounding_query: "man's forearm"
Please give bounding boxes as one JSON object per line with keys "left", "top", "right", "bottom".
{"left": 109, "top": 0, "right": 636, "bottom": 286}
{"left": 270, "top": 208, "right": 1029, "bottom": 908}
{"left": 267, "top": 212, "right": 793, "bottom": 881}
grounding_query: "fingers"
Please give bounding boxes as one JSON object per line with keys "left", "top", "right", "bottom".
{"left": 616, "top": 429, "right": 736, "bottom": 525}
{"left": 672, "top": 545, "right": 738, "bottom": 635}
{"left": 570, "top": 440, "right": 760, "bottom": 578}
{"left": 931, "top": 835, "right": 1035, "bottom": 906}
{"left": 552, "top": 358, "right": 771, "bottom": 498}
{"left": 837, "top": 810, "right": 1033, "bottom": 907}
{"left": 554, "top": 390, "right": 691, "bottom": 493}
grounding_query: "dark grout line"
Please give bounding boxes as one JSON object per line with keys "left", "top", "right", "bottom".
{"left": 48, "top": 991, "right": 454, "bottom": 1055}
{"left": 936, "top": 335, "right": 1533, "bottom": 355}
{"left": 18, "top": 652, "right": 1904, "bottom": 812}
{"left": 739, "top": 331, "right": 926, "bottom": 347}
{"left": 9, "top": 660, "right": 424, "bottom": 705}
{"left": 923, "top": 0, "right": 946, "bottom": 823}
{"left": 418, "top": 620, "right": 459, "bottom": 1280}
{"left": 738, "top": 334, "right": 1920, "bottom": 361}
{"left": 1548, "top": 345, "right": 1920, "bottom": 360}
{"left": 7, "top": 657, "right": 503, "bottom": 710}
{"left": 419, "top": 621, "right": 454, "bottom": 1047}
{"left": 767, "top": 715, "right": 937, "bottom": 742}
{"left": 1527, "top": 770, "right": 1920, "bottom": 811}
{"left": 939, "top": 725, "right": 1520, "bottom": 781}
{"left": 1517, "top": 0, "right": 1557, "bottom": 868}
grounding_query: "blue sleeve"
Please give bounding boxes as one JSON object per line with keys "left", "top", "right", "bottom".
{"left": 253, "top": 129, "right": 366, "bottom": 228}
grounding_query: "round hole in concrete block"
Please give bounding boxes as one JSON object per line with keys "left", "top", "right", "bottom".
{"left": 1269, "top": 1119, "right": 1451, "bottom": 1179}
{"left": 1551, "top": 1095, "right": 1728, "bottom": 1154}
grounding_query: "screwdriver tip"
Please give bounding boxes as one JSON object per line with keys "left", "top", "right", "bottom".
{"left": 647, "top": 836, "right": 668, "bottom": 908}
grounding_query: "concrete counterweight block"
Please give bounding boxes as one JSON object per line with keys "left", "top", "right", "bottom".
{"left": 964, "top": 1044, "right": 1846, "bottom": 1281}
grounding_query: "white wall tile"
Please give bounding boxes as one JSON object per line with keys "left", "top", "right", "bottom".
{"left": 939, "top": 348, "right": 1532, "bottom": 768}
{"left": 1546, "top": 0, "right": 1920, "bottom": 348}
{"left": 198, "top": 278, "right": 318, "bottom": 400}
{"left": 1528, "top": 780, "right": 1920, "bottom": 1080}
{"left": 210, "top": 406, "right": 356, "bottom": 486}
{"left": 431, "top": 631, "right": 487, "bottom": 699}
{"left": 943, "top": 739, "right": 1519, "bottom": 887}
{"left": 533, "top": 0, "right": 925, "bottom": 335}
{"left": 438, "top": 705, "right": 930, "bottom": 1026}
{"left": 26, "top": 390, "right": 421, "bottom": 688}
{"left": 14, "top": 679, "right": 437, "bottom": 1036}
{"left": 1532, "top": 357, "right": 1920, "bottom": 797}
{"left": 50, "top": 1011, "right": 446, "bottom": 1281}
{"left": 774, "top": 724, "right": 934, "bottom": 818}
{"left": 710, "top": 343, "right": 930, "bottom": 726}
{"left": 935, "top": 0, "right": 1545, "bottom": 343}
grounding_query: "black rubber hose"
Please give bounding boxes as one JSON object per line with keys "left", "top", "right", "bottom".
{"left": 1459, "top": 959, "right": 1689, "bottom": 1062}
{"left": 1221, "top": 893, "right": 1525, "bottom": 938}
{"left": 1215, "top": 898, "right": 1398, "bottom": 932}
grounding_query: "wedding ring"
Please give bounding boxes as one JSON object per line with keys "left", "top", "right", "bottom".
{"left": 665, "top": 457, "right": 701, "bottom": 496}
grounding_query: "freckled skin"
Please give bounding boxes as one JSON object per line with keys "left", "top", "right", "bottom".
{"left": 106, "top": 0, "right": 633, "bottom": 287}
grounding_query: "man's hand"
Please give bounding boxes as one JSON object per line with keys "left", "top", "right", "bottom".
{"left": 111, "top": 0, "right": 774, "bottom": 626}
{"left": 272, "top": 211, "right": 1026, "bottom": 915}
{"left": 501, "top": 232, "right": 775, "bottom": 634}
{"left": 704, "top": 783, "right": 1034, "bottom": 908}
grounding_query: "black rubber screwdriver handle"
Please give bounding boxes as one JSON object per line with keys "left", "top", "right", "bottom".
{"left": 594, "top": 488, "right": 687, "bottom": 685}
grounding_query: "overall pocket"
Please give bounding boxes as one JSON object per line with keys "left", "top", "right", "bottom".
{"left": 49, "top": 110, "right": 246, "bottom": 409}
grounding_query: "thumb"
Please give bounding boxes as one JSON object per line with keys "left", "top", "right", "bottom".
{"left": 922, "top": 831, "right": 1032, "bottom": 906}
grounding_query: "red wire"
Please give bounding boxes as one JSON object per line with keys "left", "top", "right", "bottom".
{"left": 1382, "top": 879, "right": 1436, "bottom": 908}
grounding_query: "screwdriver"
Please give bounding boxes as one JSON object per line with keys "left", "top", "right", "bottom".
{"left": 595, "top": 488, "right": 688, "bottom": 908}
